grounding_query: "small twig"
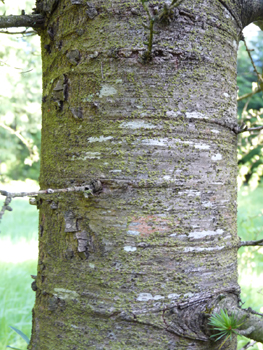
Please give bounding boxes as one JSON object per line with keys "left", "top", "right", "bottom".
{"left": 0, "top": 29, "right": 36, "bottom": 35}
{"left": 0, "top": 14, "right": 44, "bottom": 29}
{"left": 0, "top": 122, "right": 36, "bottom": 157}
{"left": 239, "top": 238, "right": 263, "bottom": 247}
{"left": 237, "top": 86, "right": 262, "bottom": 102}
{"left": 0, "top": 186, "right": 90, "bottom": 198}
{"left": 0, "top": 180, "right": 102, "bottom": 199}
{"left": 141, "top": 0, "right": 184, "bottom": 61}
{"left": 240, "top": 341, "right": 257, "bottom": 350}
{"left": 237, "top": 125, "right": 263, "bottom": 134}
{"left": 243, "top": 36, "right": 263, "bottom": 84}
{"left": 0, "top": 182, "right": 102, "bottom": 225}
{"left": 245, "top": 307, "right": 263, "bottom": 318}
{"left": 237, "top": 326, "right": 255, "bottom": 336}
{"left": 0, "top": 196, "right": 12, "bottom": 226}
{"left": 241, "top": 98, "right": 251, "bottom": 117}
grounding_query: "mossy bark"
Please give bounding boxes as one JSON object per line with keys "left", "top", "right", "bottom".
{"left": 29, "top": 0, "right": 257, "bottom": 349}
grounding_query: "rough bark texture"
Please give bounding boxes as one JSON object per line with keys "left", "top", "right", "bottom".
{"left": 28, "top": 0, "right": 262, "bottom": 349}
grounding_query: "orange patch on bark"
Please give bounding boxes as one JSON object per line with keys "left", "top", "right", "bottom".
{"left": 129, "top": 215, "right": 173, "bottom": 236}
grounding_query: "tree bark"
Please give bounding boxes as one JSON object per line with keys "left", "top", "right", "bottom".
{"left": 25, "top": 0, "right": 263, "bottom": 349}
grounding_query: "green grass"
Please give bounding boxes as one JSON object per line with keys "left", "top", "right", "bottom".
{"left": 0, "top": 197, "right": 38, "bottom": 242}
{"left": 0, "top": 196, "right": 38, "bottom": 350}
{"left": 0, "top": 185, "right": 263, "bottom": 349}
{"left": 0, "top": 261, "right": 36, "bottom": 350}
{"left": 237, "top": 185, "right": 263, "bottom": 350}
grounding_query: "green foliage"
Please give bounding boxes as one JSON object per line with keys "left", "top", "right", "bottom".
{"left": 237, "top": 30, "right": 263, "bottom": 187}
{"left": 0, "top": 0, "right": 41, "bottom": 181}
{"left": 7, "top": 326, "right": 30, "bottom": 349}
{"left": 209, "top": 309, "right": 244, "bottom": 349}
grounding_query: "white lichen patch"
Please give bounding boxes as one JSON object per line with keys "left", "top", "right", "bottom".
{"left": 188, "top": 229, "right": 224, "bottom": 239}
{"left": 141, "top": 139, "right": 166, "bottom": 146}
{"left": 184, "top": 292, "right": 194, "bottom": 298}
{"left": 87, "top": 136, "right": 113, "bottom": 143}
{"left": 223, "top": 92, "right": 230, "bottom": 98}
{"left": 136, "top": 293, "right": 164, "bottom": 301}
{"left": 54, "top": 288, "right": 80, "bottom": 300}
{"left": 184, "top": 246, "right": 224, "bottom": 252}
{"left": 127, "top": 230, "right": 140, "bottom": 236}
{"left": 178, "top": 190, "right": 200, "bottom": 197}
{"left": 185, "top": 112, "right": 208, "bottom": 119}
{"left": 109, "top": 169, "right": 122, "bottom": 173}
{"left": 202, "top": 201, "right": 213, "bottom": 208}
{"left": 99, "top": 85, "right": 117, "bottom": 98}
{"left": 124, "top": 246, "right": 137, "bottom": 252}
{"left": 71, "top": 152, "right": 101, "bottom": 160}
{"left": 168, "top": 293, "right": 180, "bottom": 299}
{"left": 211, "top": 129, "right": 220, "bottom": 134}
{"left": 89, "top": 263, "right": 95, "bottom": 269}
{"left": 166, "top": 110, "right": 180, "bottom": 118}
{"left": 137, "top": 293, "right": 153, "bottom": 301}
{"left": 194, "top": 143, "right": 210, "bottom": 150}
{"left": 212, "top": 153, "right": 222, "bottom": 161}
{"left": 153, "top": 295, "right": 165, "bottom": 300}
{"left": 163, "top": 175, "right": 171, "bottom": 180}
{"left": 119, "top": 121, "right": 156, "bottom": 129}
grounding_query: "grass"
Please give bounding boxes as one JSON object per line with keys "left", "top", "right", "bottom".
{"left": 0, "top": 183, "right": 263, "bottom": 349}
{"left": 0, "top": 261, "right": 36, "bottom": 350}
{"left": 237, "top": 185, "right": 263, "bottom": 350}
{"left": 0, "top": 194, "right": 38, "bottom": 350}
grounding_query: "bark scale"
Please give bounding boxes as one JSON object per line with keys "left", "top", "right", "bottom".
{"left": 27, "top": 0, "right": 262, "bottom": 349}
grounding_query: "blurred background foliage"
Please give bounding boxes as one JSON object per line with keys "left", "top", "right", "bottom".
{"left": 237, "top": 29, "right": 263, "bottom": 190}
{"left": 0, "top": 0, "right": 41, "bottom": 182}
{"left": 0, "top": 1, "right": 263, "bottom": 350}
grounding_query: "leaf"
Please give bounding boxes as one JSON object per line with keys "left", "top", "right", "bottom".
{"left": 141, "top": 0, "right": 149, "bottom": 3}
{"left": 6, "top": 346, "right": 22, "bottom": 350}
{"left": 9, "top": 326, "right": 30, "bottom": 344}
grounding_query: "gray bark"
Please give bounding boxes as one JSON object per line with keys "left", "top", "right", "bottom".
{"left": 16, "top": 0, "right": 263, "bottom": 349}
{"left": 0, "top": 14, "right": 44, "bottom": 28}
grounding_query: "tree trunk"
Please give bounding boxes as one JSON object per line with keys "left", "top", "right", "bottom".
{"left": 28, "top": 0, "right": 262, "bottom": 349}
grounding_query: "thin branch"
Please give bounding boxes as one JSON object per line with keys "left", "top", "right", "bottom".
{"left": 240, "top": 341, "right": 257, "bottom": 350}
{"left": 242, "top": 98, "right": 251, "bottom": 115}
{"left": 0, "top": 186, "right": 90, "bottom": 198}
{"left": 237, "top": 125, "right": 263, "bottom": 134}
{"left": 0, "top": 195, "right": 12, "bottom": 226}
{"left": 245, "top": 307, "right": 263, "bottom": 318}
{"left": 0, "top": 122, "right": 34, "bottom": 155}
{"left": 0, "top": 181, "right": 102, "bottom": 199}
{"left": 0, "top": 14, "right": 44, "bottom": 29}
{"left": 243, "top": 36, "right": 263, "bottom": 84}
{"left": 0, "top": 29, "right": 36, "bottom": 35}
{"left": 141, "top": 0, "right": 185, "bottom": 61}
{"left": 239, "top": 238, "right": 263, "bottom": 247}
{"left": 237, "top": 86, "right": 262, "bottom": 102}
{"left": 238, "top": 326, "right": 256, "bottom": 336}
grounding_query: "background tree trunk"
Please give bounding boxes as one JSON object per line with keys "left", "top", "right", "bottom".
{"left": 29, "top": 0, "right": 253, "bottom": 349}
